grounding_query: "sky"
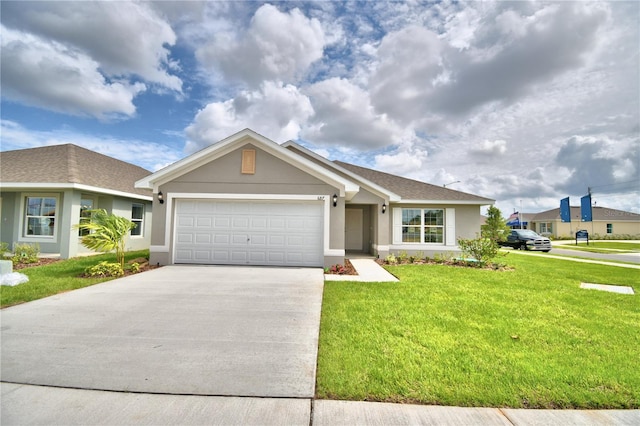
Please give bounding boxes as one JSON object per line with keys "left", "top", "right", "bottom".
{"left": 1, "top": 1, "right": 638, "bottom": 216}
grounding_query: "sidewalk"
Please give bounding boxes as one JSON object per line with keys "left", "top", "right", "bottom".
{"left": 3, "top": 383, "right": 638, "bottom": 425}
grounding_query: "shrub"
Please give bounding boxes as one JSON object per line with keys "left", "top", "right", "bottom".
{"left": 397, "top": 251, "right": 408, "bottom": 263}
{"left": 0, "top": 242, "right": 9, "bottom": 258}
{"left": 85, "top": 261, "right": 124, "bottom": 278}
{"left": 385, "top": 254, "right": 397, "bottom": 265}
{"left": 130, "top": 262, "right": 140, "bottom": 274}
{"left": 11, "top": 243, "right": 40, "bottom": 265}
{"left": 327, "top": 264, "right": 347, "bottom": 275}
{"left": 457, "top": 236, "right": 501, "bottom": 266}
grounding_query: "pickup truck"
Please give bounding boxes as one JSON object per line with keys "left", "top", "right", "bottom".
{"left": 499, "top": 229, "right": 552, "bottom": 252}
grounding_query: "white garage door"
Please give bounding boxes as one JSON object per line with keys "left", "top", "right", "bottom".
{"left": 174, "top": 199, "right": 324, "bottom": 267}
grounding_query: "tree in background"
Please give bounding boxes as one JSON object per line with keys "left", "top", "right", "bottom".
{"left": 481, "top": 206, "right": 511, "bottom": 243}
{"left": 74, "top": 209, "right": 135, "bottom": 268}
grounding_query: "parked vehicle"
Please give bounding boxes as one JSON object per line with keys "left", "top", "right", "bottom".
{"left": 499, "top": 230, "right": 552, "bottom": 252}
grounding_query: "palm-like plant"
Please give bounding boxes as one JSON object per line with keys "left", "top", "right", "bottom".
{"left": 74, "top": 209, "right": 135, "bottom": 268}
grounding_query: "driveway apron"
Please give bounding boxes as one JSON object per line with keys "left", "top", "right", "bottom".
{"left": 1, "top": 266, "right": 324, "bottom": 398}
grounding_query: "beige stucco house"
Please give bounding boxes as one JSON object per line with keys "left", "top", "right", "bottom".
{"left": 136, "top": 129, "right": 494, "bottom": 267}
{"left": 530, "top": 206, "right": 640, "bottom": 238}
{"left": 0, "top": 144, "right": 153, "bottom": 258}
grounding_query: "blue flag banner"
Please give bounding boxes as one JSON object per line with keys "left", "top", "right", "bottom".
{"left": 580, "top": 194, "right": 592, "bottom": 222}
{"left": 560, "top": 197, "right": 571, "bottom": 222}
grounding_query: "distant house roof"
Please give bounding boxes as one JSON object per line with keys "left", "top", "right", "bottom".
{"left": 532, "top": 206, "right": 640, "bottom": 222}
{"left": 0, "top": 144, "right": 152, "bottom": 199}
{"left": 334, "top": 161, "right": 494, "bottom": 204}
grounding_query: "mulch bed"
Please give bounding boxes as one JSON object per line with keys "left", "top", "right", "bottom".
{"left": 325, "top": 258, "right": 358, "bottom": 275}
{"left": 12, "top": 258, "right": 63, "bottom": 270}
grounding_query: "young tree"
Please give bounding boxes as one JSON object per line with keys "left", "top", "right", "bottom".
{"left": 74, "top": 209, "right": 135, "bottom": 268}
{"left": 481, "top": 206, "right": 512, "bottom": 243}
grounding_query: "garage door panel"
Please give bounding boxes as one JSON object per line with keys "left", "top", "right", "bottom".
{"left": 195, "top": 234, "right": 211, "bottom": 244}
{"left": 174, "top": 200, "right": 323, "bottom": 267}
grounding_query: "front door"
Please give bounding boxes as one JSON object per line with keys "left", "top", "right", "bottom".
{"left": 345, "top": 208, "right": 363, "bottom": 251}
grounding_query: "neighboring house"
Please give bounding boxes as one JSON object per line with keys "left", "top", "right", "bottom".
{"left": 530, "top": 206, "right": 640, "bottom": 238}
{"left": 136, "top": 129, "right": 494, "bottom": 268}
{"left": 0, "top": 144, "right": 153, "bottom": 258}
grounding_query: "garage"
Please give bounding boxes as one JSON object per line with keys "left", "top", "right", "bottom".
{"left": 173, "top": 199, "right": 324, "bottom": 267}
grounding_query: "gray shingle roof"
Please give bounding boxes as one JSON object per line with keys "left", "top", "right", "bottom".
{"left": 533, "top": 206, "right": 640, "bottom": 222}
{"left": 334, "top": 161, "right": 494, "bottom": 203}
{"left": 1, "top": 144, "right": 152, "bottom": 198}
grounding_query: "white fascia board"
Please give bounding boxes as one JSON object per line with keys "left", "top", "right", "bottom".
{"left": 136, "top": 129, "right": 359, "bottom": 198}
{"left": 283, "top": 140, "right": 401, "bottom": 202}
{"left": 395, "top": 199, "right": 495, "bottom": 205}
{"left": 0, "top": 182, "right": 152, "bottom": 201}
{"left": 136, "top": 129, "right": 259, "bottom": 189}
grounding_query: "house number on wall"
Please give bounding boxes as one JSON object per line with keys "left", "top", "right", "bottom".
{"left": 317, "top": 196, "right": 325, "bottom": 201}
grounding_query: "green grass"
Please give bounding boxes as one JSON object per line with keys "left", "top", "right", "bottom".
{"left": 556, "top": 242, "right": 640, "bottom": 254}
{"left": 317, "top": 255, "right": 640, "bottom": 408}
{"left": 1, "top": 250, "right": 149, "bottom": 308}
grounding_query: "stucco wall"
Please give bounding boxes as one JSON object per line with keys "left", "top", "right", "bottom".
{"left": 536, "top": 220, "right": 640, "bottom": 238}
{"left": 151, "top": 143, "right": 343, "bottom": 266}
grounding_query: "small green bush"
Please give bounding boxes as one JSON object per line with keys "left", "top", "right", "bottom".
{"left": 385, "top": 254, "right": 397, "bottom": 265}
{"left": 0, "top": 241, "right": 9, "bottom": 258}
{"left": 397, "top": 251, "right": 408, "bottom": 263}
{"left": 130, "top": 262, "right": 140, "bottom": 273}
{"left": 11, "top": 243, "right": 40, "bottom": 265}
{"left": 457, "top": 236, "right": 500, "bottom": 266}
{"left": 85, "top": 261, "right": 124, "bottom": 278}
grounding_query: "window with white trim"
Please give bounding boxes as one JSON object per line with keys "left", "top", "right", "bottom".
{"left": 401, "top": 208, "right": 444, "bottom": 244}
{"left": 131, "top": 203, "right": 144, "bottom": 236}
{"left": 79, "top": 198, "right": 94, "bottom": 236}
{"left": 24, "top": 196, "right": 57, "bottom": 237}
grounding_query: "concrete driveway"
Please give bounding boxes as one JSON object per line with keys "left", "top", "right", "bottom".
{"left": 1, "top": 266, "right": 324, "bottom": 398}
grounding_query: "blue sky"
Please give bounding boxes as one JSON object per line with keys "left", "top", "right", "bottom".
{"left": 1, "top": 1, "right": 638, "bottom": 215}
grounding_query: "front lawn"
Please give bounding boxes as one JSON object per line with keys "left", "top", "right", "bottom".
{"left": 317, "top": 255, "right": 640, "bottom": 408}
{"left": 1, "top": 250, "right": 149, "bottom": 308}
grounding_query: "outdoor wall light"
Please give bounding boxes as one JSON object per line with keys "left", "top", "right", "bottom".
{"left": 332, "top": 194, "right": 338, "bottom": 207}
{"left": 158, "top": 191, "right": 164, "bottom": 204}
{"left": 382, "top": 202, "right": 387, "bottom": 214}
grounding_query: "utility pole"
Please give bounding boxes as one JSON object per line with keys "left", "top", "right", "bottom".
{"left": 520, "top": 200, "right": 523, "bottom": 229}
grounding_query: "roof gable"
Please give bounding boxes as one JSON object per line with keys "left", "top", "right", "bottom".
{"left": 282, "top": 141, "right": 401, "bottom": 202}
{"left": 136, "top": 129, "right": 359, "bottom": 197}
{"left": 0, "top": 144, "right": 152, "bottom": 198}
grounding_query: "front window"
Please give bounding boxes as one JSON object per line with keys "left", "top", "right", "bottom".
{"left": 131, "top": 203, "right": 144, "bottom": 236}
{"left": 539, "top": 222, "right": 552, "bottom": 234}
{"left": 79, "top": 198, "right": 94, "bottom": 236}
{"left": 401, "top": 208, "right": 444, "bottom": 244}
{"left": 25, "top": 196, "right": 56, "bottom": 237}
{"left": 606, "top": 223, "right": 613, "bottom": 234}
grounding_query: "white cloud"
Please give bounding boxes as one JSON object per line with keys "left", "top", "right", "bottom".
{"left": 2, "top": 1, "right": 181, "bottom": 92}
{"left": 196, "top": 4, "right": 325, "bottom": 87}
{"left": 184, "top": 81, "right": 314, "bottom": 152}
{"left": 370, "top": 2, "right": 610, "bottom": 125}
{"left": 302, "top": 78, "right": 406, "bottom": 149}
{"left": 0, "top": 120, "right": 180, "bottom": 172}
{"left": 469, "top": 139, "right": 507, "bottom": 157}
{"left": 1, "top": 26, "right": 145, "bottom": 119}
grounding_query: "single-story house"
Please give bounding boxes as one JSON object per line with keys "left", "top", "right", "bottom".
{"left": 530, "top": 206, "right": 640, "bottom": 238}
{"left": 0, "top": 144, "right": 153, "bottom": 258}
{"left": 136, "top": 129, "right": 494, "bottom": 267}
